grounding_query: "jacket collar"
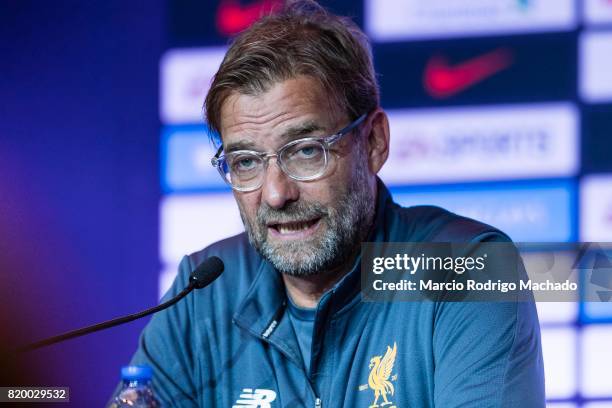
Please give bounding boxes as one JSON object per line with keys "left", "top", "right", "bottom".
{"left": 233, "top": 178, "right": 392, "bottom": 338}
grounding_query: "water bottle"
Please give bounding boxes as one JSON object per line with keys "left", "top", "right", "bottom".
{"left": 108, "top": 365, "right": 161, "bottom": 408}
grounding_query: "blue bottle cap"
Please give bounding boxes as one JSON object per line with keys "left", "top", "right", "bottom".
{"left": 121, "top": 365, "right": 153, "bottom": 381}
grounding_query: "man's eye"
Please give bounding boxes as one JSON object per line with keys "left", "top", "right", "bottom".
{"left": 296, "top": 145, "right": 320, "bottom": 158}
{"left": 233, "top": 157, "right": 257, "bottom": 171}
{"left": 299, "top": 146, "right": 315, "bottom": 156}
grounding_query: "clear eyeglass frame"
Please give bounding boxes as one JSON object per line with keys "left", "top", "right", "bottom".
{"left": 210, "top": 113, "right": 367, "bottom": 192}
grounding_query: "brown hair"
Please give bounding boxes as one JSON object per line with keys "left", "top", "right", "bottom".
{"left": 204, "top": 0, "right": 379, "bottom": 144}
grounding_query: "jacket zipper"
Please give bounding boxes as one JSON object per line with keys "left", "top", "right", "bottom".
{"left": 255, "top": 309, "right": 322, "bottom": 408}
{"left": 265, "top": 340, "right": 322, "bottom": 407}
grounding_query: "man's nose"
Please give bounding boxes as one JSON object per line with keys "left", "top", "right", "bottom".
{"left": 261, "top": 160, "right": 299, "bottom": 209}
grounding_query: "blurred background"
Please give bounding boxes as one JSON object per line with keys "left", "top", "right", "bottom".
{"left": 1, "top": 0, "right": 612, "bottom": 406}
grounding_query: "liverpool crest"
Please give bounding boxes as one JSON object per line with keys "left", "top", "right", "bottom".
{"left": 359, "top": 342, "right": 398, "bottom": 408}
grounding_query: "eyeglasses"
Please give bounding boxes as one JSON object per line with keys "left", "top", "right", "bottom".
{"left": 211, "top": 113, "right": 367, "bottom": 192}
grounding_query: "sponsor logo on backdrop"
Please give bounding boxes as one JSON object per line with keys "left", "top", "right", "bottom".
{"left": 161, "top": 127, "right": 227, "bottom": 192}
{"left": 580, "top": 32, "right": 612, "bottom": 103}
{"left": 582, "top": 302, "right": 612, "bottom": 323}
{"left": 216, "top": 0, "right": 281, "bottom": 36}
{"left": 159, "top": 194, "right": 244, "bottom": 266}
{"left": 580, "top": 175, "right": 612, "bottom": 241}
{"left": 379, "top": 103, "right": 579, "bottom": 185}
{"left": 584, "top": 0, "right": 612, "bottom": 25}
{"left": 160, "top": 47, "right": 227, "bottom": 125}
{"left": 391, "top": 180, "right": 575, "bottom": 242}
{"left": 541, "top": 328, "right": 578, "bottom": 398}
{"left": 365, "top": 0, "right": 576, "bottom": 41}
{"left": 536, "top": 300, "right": 578, "bottom": 325}
{"left": 159, "top": 192, "right": 244, "bottom": 295}
{"left": 581, "top": 326, "right": 612, "bottom": 396}
{"left": 424, "top": 48, "right": 514, "bottom": 98}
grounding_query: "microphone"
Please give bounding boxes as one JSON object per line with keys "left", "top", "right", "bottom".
{"left": 189, "top": 256, "right": 224, "bottom": 288}
{"left": 18, "top": 256, "right": 224, "bottom": 353}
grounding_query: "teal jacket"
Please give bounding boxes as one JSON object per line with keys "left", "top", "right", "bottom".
{"left": 128, "top": 181, "right": 545, "bottom": 407}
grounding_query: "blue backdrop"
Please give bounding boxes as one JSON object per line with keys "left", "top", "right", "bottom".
{"left": 2, "top": 1, "right": 612, "bottom": 406}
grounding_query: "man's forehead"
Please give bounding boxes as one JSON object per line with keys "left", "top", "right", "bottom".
{"left": 218, "top": 76, "right": 342, "bottom": 145}
{"left": 223, "top": 121, "right": 326, "bottom": 153}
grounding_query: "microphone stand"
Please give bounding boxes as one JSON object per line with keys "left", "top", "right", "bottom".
{"left": 18, "top": 282, "right": 196, "bottom": 353}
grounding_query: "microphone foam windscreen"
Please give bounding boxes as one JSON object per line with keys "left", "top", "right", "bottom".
{"left": 190, "top": 256, "right": 224, "bottom": 289}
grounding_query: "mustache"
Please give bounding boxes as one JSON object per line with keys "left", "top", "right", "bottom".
{"left": 256, "top": 201, "right": 328, "bottom": 225}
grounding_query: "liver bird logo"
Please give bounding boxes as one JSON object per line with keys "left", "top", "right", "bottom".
{"left": 360, "top": 342, "right": 398, "bottom": 408}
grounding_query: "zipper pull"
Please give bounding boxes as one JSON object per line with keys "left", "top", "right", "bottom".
{"left": 314, "top": 397, "right": 322, "bottom": 408}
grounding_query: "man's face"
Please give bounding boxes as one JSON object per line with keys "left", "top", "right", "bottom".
{"left": 219, "top": 76, "right": 376, "bottom": 276}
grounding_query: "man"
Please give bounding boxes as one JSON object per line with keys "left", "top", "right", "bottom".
{"left": 127, "top": 1, "right": 545, "bottom": 406}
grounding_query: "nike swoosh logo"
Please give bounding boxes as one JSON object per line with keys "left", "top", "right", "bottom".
{"left": 216, "top": 0, "right": 281, "bottom": 36}
{"left": 423, "top": 48, "right": 514, "bottom": 99}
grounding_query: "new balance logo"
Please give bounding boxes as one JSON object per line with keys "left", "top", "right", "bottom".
{"left": 232, "top": 388, "right": 277, "bottom": 407}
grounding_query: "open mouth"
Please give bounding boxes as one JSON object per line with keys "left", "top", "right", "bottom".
{"left": 268, "top": 218, "right": 321, "bottom": 237}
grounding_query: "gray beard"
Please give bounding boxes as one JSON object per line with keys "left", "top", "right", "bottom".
{"left": 240, "top": 162, "right": 375, "bottom": 277}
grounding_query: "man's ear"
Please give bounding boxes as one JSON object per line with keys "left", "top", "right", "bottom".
{"left": 364, "top": 108, "right": 390, "bottom": 174}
